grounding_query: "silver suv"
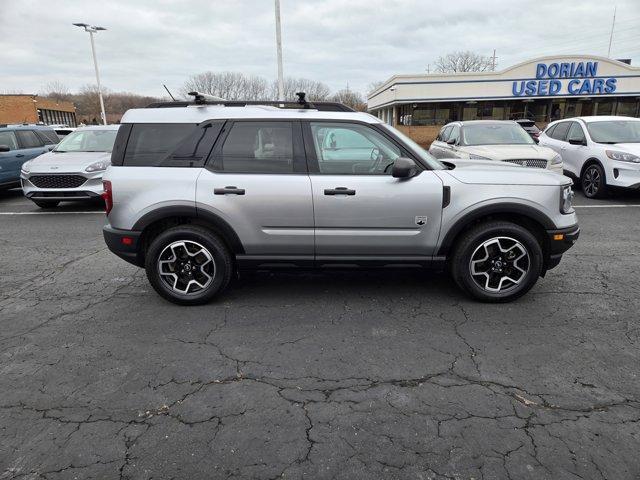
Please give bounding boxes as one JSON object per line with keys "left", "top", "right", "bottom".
{"left": 102, "top": 96, "right": 579, "bottom": 305}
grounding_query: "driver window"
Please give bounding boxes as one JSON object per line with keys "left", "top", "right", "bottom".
{"left": 566, "top": 122, "right": 586, "bottom": 143}
{"left": 310, "top": 122, "right": 401, "bottom": 175}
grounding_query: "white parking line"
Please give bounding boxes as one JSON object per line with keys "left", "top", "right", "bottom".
{"left": 0, "top": 211, "right": 104, "bottom": 215}
{"left": 574, "top": 204, "right": 640, "bottom": 208}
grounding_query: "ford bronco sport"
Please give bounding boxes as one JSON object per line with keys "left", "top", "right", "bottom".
{"left": 102, "top": 94, "right": 579, "bottom": 305}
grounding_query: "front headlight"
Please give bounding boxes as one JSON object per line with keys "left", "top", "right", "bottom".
{"left": 20, "top": 161, "right": 33, "bottom": 175}
{"left": 469, "top": 153, "right": 491, "bottom": 161}
{"left": 551, "top": 153, "right": 563, "bottom": 165}
{"left": 605, "top": 150, "right": 640, "bottom": 163}
{"left": 85, "top": 160, "right": 110, "bottom": 172}
{"left": 560, "top": 185, "right": 574, "bottom": 214}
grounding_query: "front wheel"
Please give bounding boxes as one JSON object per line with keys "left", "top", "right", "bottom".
{"left": 581, "top": 163, "right": 607, "bottom": 199}
{"left": 145, "top": 225, "right": 233, "bottom": 305}
{"left": 450, "top": 221, "right": 543, "bottom": 302}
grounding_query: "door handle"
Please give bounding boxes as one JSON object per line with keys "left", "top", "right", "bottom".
{"left": 15, "top": 154, "right": 24, "bottom": 158}
{"left": 324, "top": 187, "right": 356, "bottom": 196}
{"left": 214, "top": 186, "right": 245, "bottom": 195}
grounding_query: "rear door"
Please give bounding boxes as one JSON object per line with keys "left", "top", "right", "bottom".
{"left": 197, "top": 120, "right": 314, "bottom": 259}
{"left": 304, "top": 121, "right": 443, "bottom": 260}
{"left": 0, "top": 130, "right": 21, "bottom": 185}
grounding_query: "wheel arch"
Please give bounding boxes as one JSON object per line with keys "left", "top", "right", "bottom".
{"left": 580, "top": 157, "right": 606, "bottom": 180}
{"left": 437, "top": 203, "right": 553, "bottom": 260}
{"left": 133, "top": 206, "right": 245, "bottom": 264}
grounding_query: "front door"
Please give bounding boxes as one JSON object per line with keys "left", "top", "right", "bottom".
{"left": 197, "top": 120, "right": 314, "bottom": 258}
{"left": 304, "top": 121, "right": 443, "bottom": 259}
{"left": 0, "top": 130, "right": 23, "bottom": 185}
{"left": 563, "top": 121, "right": 589, "bottom": 177}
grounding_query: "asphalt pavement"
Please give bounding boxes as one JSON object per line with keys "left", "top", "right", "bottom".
{"left": 1, "top": 187, "right": 639, "bottom": 480}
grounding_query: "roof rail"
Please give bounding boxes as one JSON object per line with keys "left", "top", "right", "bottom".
{"left": 145, "top": 91, "right": 356, "bottom": 112}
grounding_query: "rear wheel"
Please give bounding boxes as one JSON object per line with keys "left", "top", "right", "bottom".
{"left": 32, "top": 200, "right": 60, "bottom": 208}
{"left": 145, "top": 225, "right": 233, "bottom": 305}
{"left": 450, "top": 221, "right": 543, "bottom": 302}
{"left": 581, "top": 163, "right": 607, "bottom": 199}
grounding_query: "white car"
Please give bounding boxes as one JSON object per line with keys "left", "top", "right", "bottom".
{"left": 429, "top": 120, "right": 563, "bottom": 174}
{"left": 20, "top": 125, "right": 119, "bottom": 208}
{"left": 539, "top": 116, "right": 640, "bottom": 198}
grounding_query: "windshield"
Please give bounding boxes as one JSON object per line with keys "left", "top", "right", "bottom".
{"left": 462, "top": 123, "right": 535, "bottom": 146}
{"left": 380, "top": 124, "right": 444, "bottom": 170}
{"left": 54, "top": 129, "right": 118, "bottom": 152}
{"left": 586, "top": 120, "right": 640, "bottom": 144}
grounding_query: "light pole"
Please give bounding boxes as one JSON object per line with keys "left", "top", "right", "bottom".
{"left": 73, "top": 23, "right": 107, "bottom": 125}
{"left": 274, "top": 0, "right": 285, "bottom": 101}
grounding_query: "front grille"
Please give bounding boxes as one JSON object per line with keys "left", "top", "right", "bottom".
{"left": 503, "top": 159, "right": 548, "bottom": 169}
{"left": 29, "top": 174, "right": 87, "bottom": 188}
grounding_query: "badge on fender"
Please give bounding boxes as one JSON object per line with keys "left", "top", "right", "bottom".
{"left": 415, "top": 216, "right": 427, "bottom": 226}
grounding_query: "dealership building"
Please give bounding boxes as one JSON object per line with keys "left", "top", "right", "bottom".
{"left": 0, "top": 94, "right": 77, "bottom": 127}
{"left": 368, "top": 55, "right": 640, "bottom": 144}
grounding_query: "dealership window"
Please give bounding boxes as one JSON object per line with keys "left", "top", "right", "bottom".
{"left": 616, "top": 100, "right": 639, "bottom": 117}
{"left": 595, "top": 100, "right": 615, "bottom": 116}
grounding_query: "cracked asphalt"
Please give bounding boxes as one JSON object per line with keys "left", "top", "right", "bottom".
{"left": 1, "top": 188, "right": 639, "bottom": 480}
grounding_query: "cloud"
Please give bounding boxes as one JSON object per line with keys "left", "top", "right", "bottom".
{"left": 1, "top": 0, "right": 638, "bottom": 97}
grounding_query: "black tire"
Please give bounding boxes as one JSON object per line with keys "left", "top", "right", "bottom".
{"left": 581, "top": 163, "right": 607, "bottom": 199}
{"left": 450, "top": 221, "right": 543, "bottom": 303}
{"left": 145, "top": 225, "right": 233, "bottom": 306}
{"left": 32, "top": 200, "right": 60, "bottom": 208}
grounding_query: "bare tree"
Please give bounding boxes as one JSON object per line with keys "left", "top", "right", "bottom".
{"left": 434, "top": 51, "right": 493, "bottom": 73}
{"left": 270, "top": 77, "right": 331, "bottom": 101}
{"left": 367, "top": 80, "right": 385, "bottom": 93}
{"left": 40, "top": 81, "right": 72, "bottom": 101}
{"left": 330, "top": 89, "right": 367, "bottom": 111}
{"left": 181, "top": 71, "right": 269, "bottom": 100}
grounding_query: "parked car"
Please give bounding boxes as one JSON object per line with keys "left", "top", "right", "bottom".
{"left": 49, "top": 124, "right": 77, "bottom": 139}
{"left": 514, "top": 119, "right": 542, "bottom": 140}
{"left": 429, "top": 120, "right": 563, "bottom": 174}
{"left": 0, "top": 124, "right": 59, "bottom": 191}
{"left": 20, "top": 125, "right": 119, "bottom": 208}
{"left": 539, "top": 116, "right": 640, "bottom": 198}
{"left": 102, "top": 96, "right": 578, "bottom": 305}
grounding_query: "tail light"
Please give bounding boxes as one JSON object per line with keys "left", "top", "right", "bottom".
{"left": 102, "top": 180, "right": 113, "bottom": 215}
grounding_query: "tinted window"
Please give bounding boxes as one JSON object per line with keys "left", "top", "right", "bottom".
{"left": 550, "top": 122, "right": 570, "bottom": 141}
{"left": 566, "top": 122, "right": 586, "bottom": 143}
{"left": 123, "top": 124, "right": 198, "bottom": 166}
{"left": 544, "top": 124, "right": 557, "bottom": 138}
{"left": 213, "top": 122, "right": 294, "bottom": 173}
{"left": 35, "top": 129, "right": 60, "bottom": 144}
{"left": 0, "top": 131, "right": 19, "bottom": 150}
{"left": 15, "top": 130, "right": 44, "bottom": 148}
{"left": 310, "top": 122, "right": 401, "bottom": 175}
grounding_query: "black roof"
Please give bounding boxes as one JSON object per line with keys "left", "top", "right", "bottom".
{"left": 145, "top": 100, "right": 355, "bottom": 112}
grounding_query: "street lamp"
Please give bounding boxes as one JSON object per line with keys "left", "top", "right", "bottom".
{"left": 73, "top": 23, "right": 107, "bottom": 125}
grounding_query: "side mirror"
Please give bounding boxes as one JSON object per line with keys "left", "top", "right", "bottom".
{"left": 533, "top": 137, "right": 539, "bottom": 144}
{"left": 447, "top": 138, "right": 456, "bottom": 145}
{"left": 0, "top": 145, "right": 10, "bottom": 153}
{"left": 568, "top": 138, "right": 586, "bottom": 146}
{"left": 392, "top": 157, "right": 418, "bottom": 178}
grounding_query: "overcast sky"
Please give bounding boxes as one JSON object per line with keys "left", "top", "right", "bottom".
{"left": 1, "top": 0, "right": 639, "bottom": 99}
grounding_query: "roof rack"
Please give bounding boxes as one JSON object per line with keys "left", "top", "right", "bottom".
{"left": 145, "top": 91, "right": 356, "bottom": 112}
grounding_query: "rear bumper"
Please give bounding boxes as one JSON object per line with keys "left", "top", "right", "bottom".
{"left": 545, "top": 224, "right": 580, "bottom": 270}
{"left": 103, "top": 224, "right": 143, "bottom": 267}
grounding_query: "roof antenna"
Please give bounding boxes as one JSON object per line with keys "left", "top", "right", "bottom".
{"left": 163, "top": 84, "right": 176, "bottom": 101}
{"left": 296, "top": 92, "right": 312, "bottom": 109}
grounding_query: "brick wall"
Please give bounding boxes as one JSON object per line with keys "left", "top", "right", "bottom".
{"left": 395, "top": 125, "right": 442, "bottom": 148}
{"left": 0, "top": 95, "right": 38, "bottom": 124}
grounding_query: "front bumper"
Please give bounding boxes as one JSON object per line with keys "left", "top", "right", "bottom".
{"left": 103, "top": 224, "right": 143, "bottom": 267}
{"left": 21, "top": 171, "right": 104, "bottom": 201}
{"left": 545, "top": 224, "right": 580, "bottom": 270}
{"left": 603, "top": 160, "right": 640, "bottom": 189}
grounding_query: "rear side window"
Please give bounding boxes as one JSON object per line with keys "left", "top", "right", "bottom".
{"left": 122, "top": 123, "right": 222, "bottom": 167}
{"left": 36, "top": 129, "right": 60, "bottom": 144}
{"left": 15, "top": 130, "right": 45, "bottom": 148}
{"left": 544, "top": 124, "right": 557, "bottom": 137}
{"left": 550, "top": 122, "right": 570, "bottom": 141}
{"left": 212, "top": 122, "right": 295, "bottom": 173}
{"left": 0, "top": 131, "right": 19, "bottom": 150}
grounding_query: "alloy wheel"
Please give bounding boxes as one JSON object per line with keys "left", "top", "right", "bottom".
{"left": 157, "top": 240, "right": 216, "bottom": 295}
{"left": 582, "top": 166, "right": 601, "bottom": 197}
{"left": 469, "top": 236, "right": 530, "bottom": 293}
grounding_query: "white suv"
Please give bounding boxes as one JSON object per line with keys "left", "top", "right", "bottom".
{"left": 102, "top": 95, "right": 579, "bottom": 305}
{"left": 539, "top": 116, "right": 640, "bottom": 198}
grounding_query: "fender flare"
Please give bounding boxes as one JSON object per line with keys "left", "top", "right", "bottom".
{"left": 437, "top": 202, "right": 555, "bottom": 256}
{"left": 132, "top": 205, "right": 244, "bottom": 253}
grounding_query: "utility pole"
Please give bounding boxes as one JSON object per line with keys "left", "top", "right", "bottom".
{"left": 607, "top": 6, "right": 617, "bottom": 58}
{"left": 274, "top": 0, "right": 285, "bottom": 101}
{"left": 491, "top": 49, "right": 497, "bottom": 71}
{"left": 426, "top": 64, "right": 430, "bottom": 74}
{"left": 73, "top": 23, "right": 107, "bottom": 125}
